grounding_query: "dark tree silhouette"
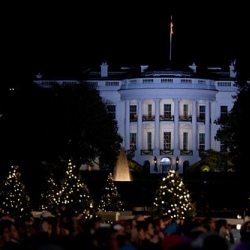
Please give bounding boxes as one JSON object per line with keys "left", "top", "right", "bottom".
{"left": 215, "top": 57, "right": 250, "bottom": 177}
{"left": 0, "top": 83, "right": 122, "bottom": 171}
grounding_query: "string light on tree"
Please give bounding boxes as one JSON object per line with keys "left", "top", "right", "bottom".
{"left": 39, "top": 175, "right": 60, "bottom": 214}
{"left": 0, "top": 165, "right": 31, "bottom": 217}
{"left": 152, "top": 170, "right": 196, "bottom": 219}
{"left": 98, "top": 173, "right": 125, "bottom": 212}
{"left": 57, "top": 159, "right": 97, "bottom": 219}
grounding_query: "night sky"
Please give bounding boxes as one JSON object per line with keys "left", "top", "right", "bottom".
{"left": 2, "top": 2, "right": 247, "bottom": 87}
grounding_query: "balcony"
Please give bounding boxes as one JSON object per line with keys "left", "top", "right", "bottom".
{"left": 180, "top": 149, "right": 193, "bottom": 155}
{"left": 141, "top": 149, "right": 153, "bottom": 155}
{"left": 179, "top": 115, "right": 192, "bottom": 122}
{"left": 142, "top": 115, "right": 155, "bottom": 121}
{"left": 160, "top": 115, "right": 174, "bottom": 121}
{"left": 197, "top": 116, "right": 205, "bottom": 123}
{"left": 160, "top": 149, "right": 174, "bottom": 155}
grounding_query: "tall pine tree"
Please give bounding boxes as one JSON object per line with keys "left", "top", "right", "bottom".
{"left": 0, "top": 165, "right": 31, "bottom": 218}
{"left": 152, "top": 170, "right": 196, "bottom": 219}
{"left": 98, "top": 173, "right": 125, "bottom": 212}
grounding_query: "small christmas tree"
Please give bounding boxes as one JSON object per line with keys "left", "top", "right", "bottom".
{"left": 39, "top": 175, "right": 60, "bottom": 214}
{"left": 57, "top": 159, "right": 97, "bottom": 219}
{"left": 0, "top": 165, "right": 31, "bottom": 217}
{"left": 152, "top": 170, "right": 196, "bottom": 219}
{"left": 98, "top": 173, "right": 125, "bottom": 212}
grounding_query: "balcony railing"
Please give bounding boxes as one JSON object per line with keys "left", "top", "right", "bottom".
{"left": 179, "top": 115, "right": 192, "bottom": 122}
{"left": 160, "top": 115, "right": 174, "bottom": 121}
{"left": 141, "top": 149, "right": 153, "bottom": 155}
{"left": 180, "top": 149, "right": 193, "bottom": 155}
{"left": 160, "top": 149, "right": 174, "bottom": 155}
{"left": 197, "top": 116, "right": 205, "bottom": 123}
{"left": 142, "top": 115, "right": 155, "bottom": 121}
{"left": 130, "top": 114, "right": 204, "bottom": 123}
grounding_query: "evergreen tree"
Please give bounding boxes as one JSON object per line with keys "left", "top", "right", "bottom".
{"left": 188, "top": 150, "right": 231, "bottom": 173}
{"left": 39, "top": 175, "right": 60, "bottom": 214}
{"left": 214, "top": 58, "right": 250, "bottom": 177}
{"left": 98, "top": 173, "right": 125, "bottom": 212}
{"left": 57, "top": 159, "right": 97, "bottom": 219}
{"left": 0, "top": 165, "right": 31, "bottom": 217}
{"left": 152, "top": 170, "right": 196, "bottom": 219}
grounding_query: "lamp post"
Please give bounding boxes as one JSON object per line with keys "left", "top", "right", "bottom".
{"left": 154, "top": 156, "right": 158, "bottom": 172}
{"left": 176, "top": 156, "right": 179, "bottom": 171}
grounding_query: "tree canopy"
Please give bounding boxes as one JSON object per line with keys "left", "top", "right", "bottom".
{"left": 0, "top": 83, "right": 122, "bottom": 168}
{"left": 0, "top": 82, "right": 123, "bottom": 199}
{"left": 214, "top": 57, "right": 250, "bottom": 178}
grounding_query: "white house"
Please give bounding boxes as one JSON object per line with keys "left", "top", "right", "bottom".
{"left": 34, "top": 60, "right": 238, "bottom": 174}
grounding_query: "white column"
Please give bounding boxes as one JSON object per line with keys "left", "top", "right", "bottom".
{"left": 125, "top": 100, "right": 130, "bottom": 149}
{"left": 174, "top": 99, "right": 179, "bottom": 151}
{"left": 137, "top": 100, "right": 142, "bottom": 150}
{"left": 205, "top": 100, "right": 210, "bottom": 149}
{"left": 192, "top": 100, "right": 197, "bottom": 151}
{"left": 154, "top": 99, "right": 160, "bottom": 153}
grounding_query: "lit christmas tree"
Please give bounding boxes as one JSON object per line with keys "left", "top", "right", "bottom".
{"left": 152, "top": 170, "right": 196, "bottom": 219}
{"left": 0, "top": 165, "right": 31, "bottom": 218}
{"left": 57, "top": 159, "right": 97, "bottom": 219}
{"left": 39, "top": 175, "right": 60, "bottom": 214}
{"left": 98, "top": 173, "right": 125, "bottom": 212}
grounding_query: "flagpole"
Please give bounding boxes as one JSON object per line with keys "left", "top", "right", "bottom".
{"left": 169, "top": 15, "right": 173, "bottom": 62}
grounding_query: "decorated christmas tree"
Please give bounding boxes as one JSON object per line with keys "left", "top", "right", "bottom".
{"left": 57, "top": 159, "right": 97, "bottom": 219}
{"left": 39, "top": 175, "right": 60, "bottom": 214}
{"left": 152, "top": 170, "right": 196, "bottom": 219}
{"left": 98, "top": 173, "right": 125, "bottom": 212}
{"left": 0, "top": 165, "right": 31, "bottom": 217}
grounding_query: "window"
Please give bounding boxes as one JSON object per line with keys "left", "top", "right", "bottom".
{"left": 199, "top": 133, "right": 205, "bottom": 151}
{"left": 199, "top": 105, "right": 205, "bottom": 120}
{"left": 130, "top": 133, "right": 136, "bottom": 150}
{"left": 183, "top": 104, "right": 188, "bottom": 117}
{"left": 107, "top": 105, "right": 116, "bottom": 119}
{"left": 148, "top": 104, "right": 152, "bottom": 118}
{"left": 183, "top": 132, "right": 188, "bottom": 151}
{"left": 147, "top": 132, "right": 152, "bottom": 150}
{"left": 130, "top": 105, "right": 137, "bottom": 121}
{"left": 220, "top": 106, "right": 228, "bottom": 117}
{"left": 164, "top": 104, "right": 171, "bottom": 118}
{"left": 163, "top": 132, "right": 171, "bottom": 150}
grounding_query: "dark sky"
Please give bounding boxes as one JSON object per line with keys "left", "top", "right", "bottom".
{"left": 2, "top": 2, "right": 247, "bottom": 86}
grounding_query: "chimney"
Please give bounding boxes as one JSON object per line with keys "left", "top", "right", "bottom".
{"left": 36, "top": 72, "right": 42, "bottom": 79}
{"left": 140, "top": 65, "right": 149, "bottom": 73}
{"left": 189, "top": 62, "right": 197, "bottom": 73}
{"left": 100, "top": 62, "right": 108, "bottom": 77}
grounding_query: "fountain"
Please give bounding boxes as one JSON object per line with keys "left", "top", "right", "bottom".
{"left": 113, "top": 147, "right": 132, "bottom": 181}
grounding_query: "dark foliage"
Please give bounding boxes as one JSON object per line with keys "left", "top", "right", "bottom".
{"left": 0, "top": 83, "right": 122, "bottom": 201}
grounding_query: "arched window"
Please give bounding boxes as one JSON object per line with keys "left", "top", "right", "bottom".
{"left": 160, "top": 157, "right": 171, "bottom": 174}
